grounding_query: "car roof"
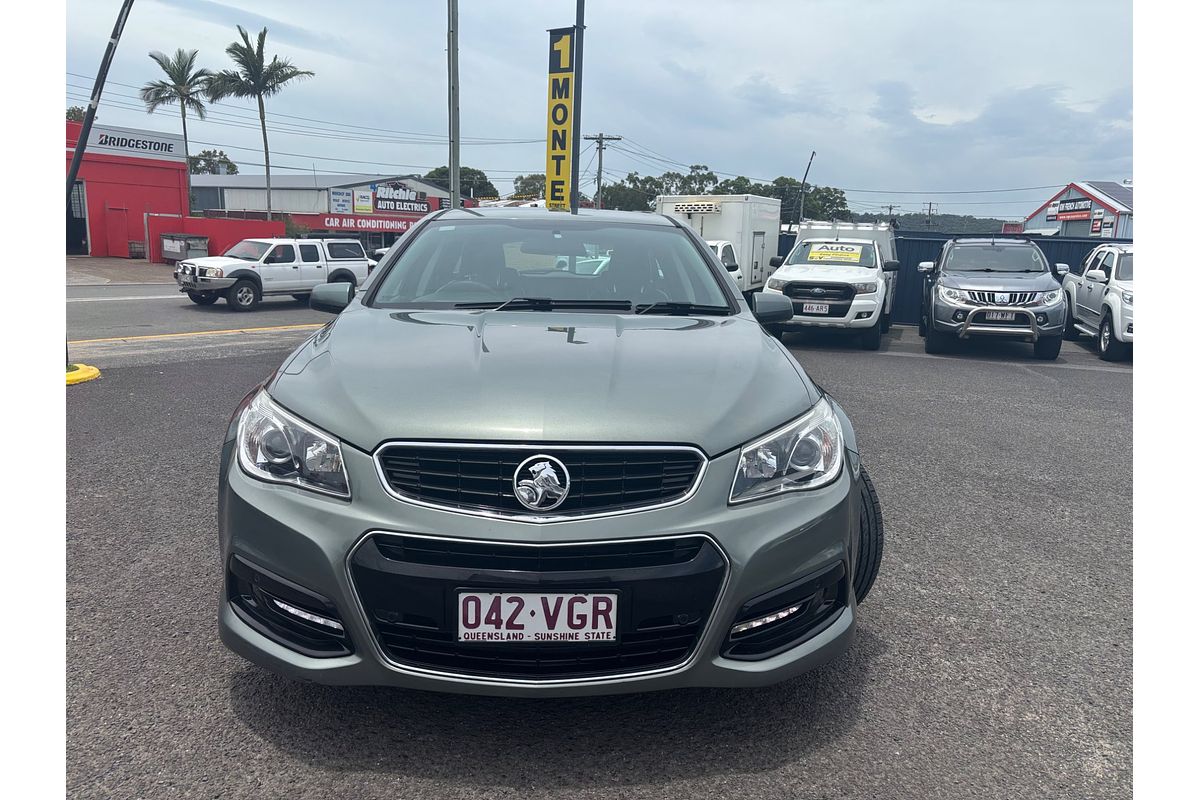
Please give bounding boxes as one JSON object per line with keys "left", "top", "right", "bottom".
{"left": 948, "top": 237, "right": 1037, "bottom": 247}
{"left": 434, "top": 207, "right": 677, "bottom": 226}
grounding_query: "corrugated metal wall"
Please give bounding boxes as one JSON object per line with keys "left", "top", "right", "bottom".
{"left": 777, "top": 231, "right": 1133, "bottom": 325}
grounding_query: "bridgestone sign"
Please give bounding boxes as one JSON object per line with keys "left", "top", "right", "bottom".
{"left": 84, "top": 124, "right": 185, "bottom": 163}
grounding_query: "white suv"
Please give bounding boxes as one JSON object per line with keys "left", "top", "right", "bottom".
{"left": 1062, "top": 243, "right": 1133, "bottom": 360}
{"left": 174, "top": 238, "right": 372, "bottom": 311}
{"left": 762, "top": 237, "right": 900, "bottom": 350}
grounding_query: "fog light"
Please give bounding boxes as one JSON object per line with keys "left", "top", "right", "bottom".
{"left": 1036, "top": 313, "right": 1047, "bottom": 324}
{"left": 731, "top": 602, "right": 806, "bottom": 635}
{"left": 953, "top": 310, "right": 966, "bottom": 322}
{"left": 271, "top": 598, "right": 345, "bottom": 632}
{"left": 855, "top": 311, "right": 872, "bottom": 319}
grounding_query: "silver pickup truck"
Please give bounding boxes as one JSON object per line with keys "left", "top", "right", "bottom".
{"left": 1062, "top": 243, "right": 1133, "bottom": 361}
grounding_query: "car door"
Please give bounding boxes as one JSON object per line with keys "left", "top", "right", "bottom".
{"left": 297, "top": 242, "right": 325, "bottom": 287}
{"left": 1080, "top": 249, "right": 1113, "bottom": 325}
{"left": 259, "top": 243, "right": 300, "bottom": 292}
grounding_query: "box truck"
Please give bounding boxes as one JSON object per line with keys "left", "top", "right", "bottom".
{"left": 655, "top": 195, "right": 782, "bottom": 294}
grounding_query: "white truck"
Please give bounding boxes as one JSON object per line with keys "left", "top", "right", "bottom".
{"left": 762, "top": 222, "right": 901, "bottom": 350}
{"left": 174, "top": 238, "right": 373, "bottom": 311}
{"left": 655, "top": 195, "right": 781, "bottom": 295}
{"left": 1062, "top": 242, "right": 1133, "bottom": 361}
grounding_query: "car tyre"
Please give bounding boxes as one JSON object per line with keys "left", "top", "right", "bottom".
{"left": 227, "top": 279, "right": 261, "bottom": 312}
{"left": 1033, "top": 334, "right": 1062, "bottom": 360}
{"left": 1098, "top": 314, "right": 1130, "bottom": 361}
{"left": 880, "top": 311, "right": 891, "bottom": 334}
{"left": 186, "top": 291, "right": 219, "bottom": 306}
{"left": 924, "top": 329, "right": 952, "bottom": 354}
{"left": 291, "top": 293, "right": 310, "bottom": 302}
{"left": 860, "top": 318, "right": 883, "bottom": 350}
{"left": 1063, "top": 297, "right": 1079, "bottom": 340}
{"left": 918, "top": 313, "right": 927, "bottom": 337}
{"left": 854, "top": 468, "right": 885, "bottom": 603}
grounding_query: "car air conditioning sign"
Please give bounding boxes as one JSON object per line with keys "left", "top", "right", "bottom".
{"left": 373, "top": 183, "right": 432, "bottom": 214}
{"left": 807, "top": 243, "right": 864, "bottom": 262}
{"left": 83, "top": 124, "right": 185, "bottom": 162}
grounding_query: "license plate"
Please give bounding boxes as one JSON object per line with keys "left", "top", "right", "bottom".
{"left": 802, "top": 302, "right": 830, "bottom": 314}
{"left": 985, "top": 311, "right": 1016, "bottom": 321}
{"left": 457, "top": 591, "right": 617, "bottom": 643}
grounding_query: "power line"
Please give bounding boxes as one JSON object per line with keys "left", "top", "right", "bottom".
{"left": 582, "top": 133, "right": 622, "bottom": 208}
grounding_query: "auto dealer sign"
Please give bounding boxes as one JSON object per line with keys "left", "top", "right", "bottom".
{"left": 84, "top": 123, "right": 185, "bottom": 162}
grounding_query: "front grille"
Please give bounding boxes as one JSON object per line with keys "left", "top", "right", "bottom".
{"left": 782, "top": 282, "right": 856, "bottom": 302}
{"left": 966, "top": 290, "right": 1038, "bottom": 306}
{"left": 351, "top": 533, "right": 727, "bottom": 680}
{"left": 376, "top": 444, "right": 704, "bottom": 518}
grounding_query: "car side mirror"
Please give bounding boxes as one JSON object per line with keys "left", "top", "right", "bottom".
{"left": 883, "top": 260, "right": 901, "bottom": 272}
{"left": 1085, "top": 269, "right": 1108, "bottom": 282}
{"left": 769, "top": 255, "right": 784, "bottom": 268}
{"left": 1055, "top": 263, "right": 1069, "bottom": 276}
{"left": 917, "top": 261, "right": 935, "bottom": 273}
{"left": 751, "top": 291, "right": 793, "bottom": 325}
{"left": 726, "top": 262, "right": 739, "bottom": 272}
{"left": 310, "top": 281, "right": 354, "bottom": 314}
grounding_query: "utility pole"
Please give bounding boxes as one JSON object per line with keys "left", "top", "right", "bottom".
{"left": 570, "top": 0, "right": 586, "bottom": 213}
{"left": 447, "top": 0, "right": 461, "bottom": 208}
{"left": 924, "top": 201, "right": 938, "bottom": 227}
{"left": 583, "top": 133, "right": 621, "bottom": 208}
{"left": 66, "top": 0, "right": 136, "bottom": 206}
{"left": 795, "top": 150, "right": 816, "bottom": 224}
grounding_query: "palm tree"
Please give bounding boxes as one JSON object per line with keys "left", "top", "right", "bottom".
{"left": 206, "top": 26, "right": 314, "bottom": 220}
{"left": 140, "top": 49, "right": 211, "bottom": 202}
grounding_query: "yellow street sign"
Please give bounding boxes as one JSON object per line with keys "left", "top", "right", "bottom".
{"left": 545, "top": 27, "right": 575, "bottom": 211}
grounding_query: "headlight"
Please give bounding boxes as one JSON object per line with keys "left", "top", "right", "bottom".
{"left": 851, "top": 281, "right": 879, "bottom": 294}
{"left": 236, "top": 390, "right": 350, "bottom": 498}
{"left": 1121, "top": 291, "right": 1133, "bottom": 305}
{"left": 202, "top": 267, "right": 224, "bottom": 278}
{"left": 766, "top": 278, "right": 787, "bottom": 291}
{"left": 730, "top": 397, "right": 844, "bottom": 504}
{"left": 1039, "top": 289, "right": 1061, "bottom": 306}
{"left": 937, "top": 285, "right": 970, "bottom": 305}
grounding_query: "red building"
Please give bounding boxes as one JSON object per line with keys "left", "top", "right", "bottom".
{"left": 66, "top": 121, "right": 284, "bottom": 260}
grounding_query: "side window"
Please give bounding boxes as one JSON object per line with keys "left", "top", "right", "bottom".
{"left": 1099, "top": 251, "right": 1115, "bottom": 280}
{"left": 267, "top": 244, "right": 295, "bottom": 263}
{"left": 1073, "top": 251, "right": 1096, "bottom": 276}
{"left": 299, "top": 244, "right": 320, "bottom": 263}
{"left": 721, "top": 246, "right": 737, "bottom": 268}
{"left": 327, "top": 241, "right": 366, "bottom": 260}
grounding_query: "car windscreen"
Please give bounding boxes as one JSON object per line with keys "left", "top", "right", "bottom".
{"left": 785, "top": 241, "right": 877, "bottom": 268}
{"left": 944, "top": 244, "right": 1048, "bottom": 272}
{"left": 1116, "top": 253, "right": 1133, "bottom": 281}
{"left": 369, "top": 219, "right": 731, "bottom": 310}
{"left": 223, "top": 240, "right": 272, "bottom": 261}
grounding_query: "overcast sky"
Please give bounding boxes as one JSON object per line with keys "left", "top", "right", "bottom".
{"left": 65, "top": 0, "right": 1132, "bottom": 219}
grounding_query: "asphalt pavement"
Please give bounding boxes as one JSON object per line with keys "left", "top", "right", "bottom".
{"left": 66, "top": 307, "right": 1131, "bottom": 799}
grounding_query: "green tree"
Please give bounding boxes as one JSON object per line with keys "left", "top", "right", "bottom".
{"left": 512, "top": 173, "right": 546, "bottom": 198}
{"left": 189, "top": 149, "right": 239, "bottom": 175}
{"left": 597, "top": 172, "right": 660, "bottom": 211}
{"left": 422, "top": 166, "right": 499, "bottom": 199}
{"left": 66, "top": 106, "right": 86, "bottom": 122}
{"left": 206, "top": 26, "right": 314, "bottom": 220}
{"left": 140, "top": 48, "right": 212, "bottom": 202}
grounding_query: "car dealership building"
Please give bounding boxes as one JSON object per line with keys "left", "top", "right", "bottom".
{"left": 1022, "top": 181, "right": 1133, "bottom": 239}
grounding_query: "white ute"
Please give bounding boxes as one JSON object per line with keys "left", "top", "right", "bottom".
{"left": 1062, "top": 242, "right": 1133, "bottom": 361}
{"left": 655, "top": 194, "right": 781, "bottom": 295}
{"left": 762, "top": 222, "right": 901, "bottom": 350}
{"left": 174, "top": 238, "right": 372, "bottom": 311}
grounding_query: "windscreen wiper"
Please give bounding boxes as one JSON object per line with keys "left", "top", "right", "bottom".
{"left": 454, "top": 297, "right": 634, "bottom": 311}
{"left": 635, "top": 301, "right": 730, "bottom": 316}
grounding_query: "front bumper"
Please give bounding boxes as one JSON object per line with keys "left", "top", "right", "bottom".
{"left": 931, "top": 299, "right": 1065, "bottom": 340}
{"left": 175, "top": 273, "right": 236, "bottom": 293}
{"left": 763, "top": 286, "right": 881, "bottom": 329}
{"left": 217, "top": 438, "right": 863, "bottom": 696}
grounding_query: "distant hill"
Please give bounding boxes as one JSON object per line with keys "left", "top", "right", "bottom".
{"left": 849, "top": 212, "right": 1011, "bottom": 234}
